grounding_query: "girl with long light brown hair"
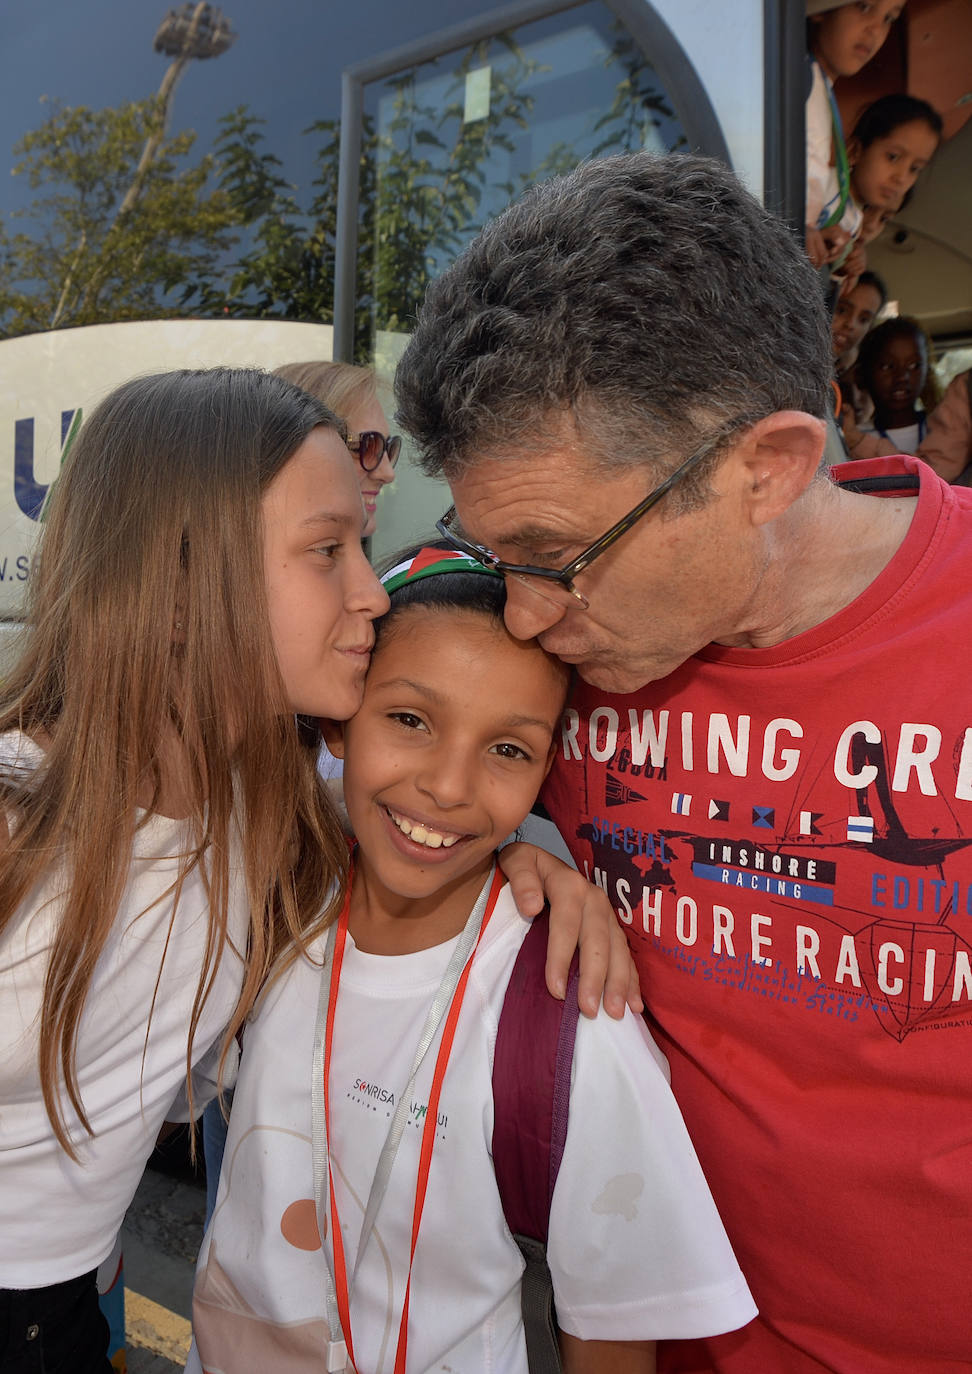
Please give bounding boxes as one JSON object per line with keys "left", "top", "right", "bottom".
{"left": 0, "top": 366, "right": 388, "bottom": 1372}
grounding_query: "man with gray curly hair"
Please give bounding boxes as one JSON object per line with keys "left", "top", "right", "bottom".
{"left": 396, "top": 153, "right": 972, "bottom": 1372}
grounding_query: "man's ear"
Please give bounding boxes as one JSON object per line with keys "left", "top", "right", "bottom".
{"left": 321, "top": 718, "right": 347, "bottom": 759}
{"left": 733, "top": 411, "right": 828, "bottom": 527}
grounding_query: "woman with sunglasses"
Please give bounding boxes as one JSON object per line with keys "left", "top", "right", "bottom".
{"left": 275, "top": 361, "right": 400, "bottom": 538}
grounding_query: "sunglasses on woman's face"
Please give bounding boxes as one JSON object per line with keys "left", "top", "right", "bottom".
{"left": 345, "top": 431, "right": 402, "bottom": 472}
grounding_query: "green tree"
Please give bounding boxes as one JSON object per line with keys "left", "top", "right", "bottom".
{"left": 192, "top": 37, "right": 546, "bottom": 350}
{"left": 0, "top": 24, "right": 681, "bottom": 348}
{"left": 356, "top": 25, "right": 680, "bottom": 355}
{"left": 591, "top": 25, "right": 687, "bottom": 159}
{"left": 365, "top": 35, "right": 543, "bottom": 341}
{"left": 0, "top": 96, "right": 240, "bottom": 337}
{"left": 201, "top": 107, "right": 375, "bottom": 331}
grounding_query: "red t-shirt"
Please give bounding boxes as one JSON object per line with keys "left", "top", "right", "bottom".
{"left": 543, "top": 458, "right": 972, "bottom": 1373}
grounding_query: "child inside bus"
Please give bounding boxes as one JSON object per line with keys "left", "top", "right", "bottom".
{"left": 848, "top": 94, "right": 942, "bottom": 222}
{"left": 831, "top": 269, "right": 887, "bottom": 429}
{"left": 804, "top": 0, "right": 904, "bottom": 268}
{"left": 188, "top": 546, "right": 757, "bottom": 1374}
{"left": 829, "top": 93, "right": 942, "bottom": 291}
{"left": 844, "top": 315, "right": 942, "bottom": 458}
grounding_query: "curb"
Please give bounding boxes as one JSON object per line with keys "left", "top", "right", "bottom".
{"left": 126, "top": 1288, "right": 191, "bottom": 1365}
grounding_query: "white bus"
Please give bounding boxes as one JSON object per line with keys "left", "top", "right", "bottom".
{"left": 1, "top": 0, "right": 968, "bottom": 646}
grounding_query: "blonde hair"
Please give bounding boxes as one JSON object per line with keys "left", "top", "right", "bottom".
{"left": 274, "top": 359, "right": 377, "bottom": 428}
{"left": 0, "top": 367, "right": 349, "bottom": 1155}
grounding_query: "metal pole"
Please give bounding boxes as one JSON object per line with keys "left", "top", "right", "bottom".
{"left": 333, "top": 70, "right": 364, "bottom": 362}
{"left": 51, "top": 2, "right": 235, "bottom": 327}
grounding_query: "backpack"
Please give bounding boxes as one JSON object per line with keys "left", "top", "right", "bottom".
{"left": 491, "top": 909, "right": 581, "bottom": 1374}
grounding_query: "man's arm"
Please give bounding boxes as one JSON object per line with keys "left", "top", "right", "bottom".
{"left": 918, "top": 372, "right": 972, "bottom": 482}
{"left": 560, "top": 1333, "right": 656, "bottom": 1373}
{"left": 498, "top": 841, "right": 642, "bottom": 1020}
{"left": 841, "top": 411, "right": 896, "bottom": 461}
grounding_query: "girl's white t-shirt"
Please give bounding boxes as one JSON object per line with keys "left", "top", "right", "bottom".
{"left": 190, "top": 883, "right": 755, "bottom": 1373}
{"left": 859, "top": 421, "right": 924, "bottom": 455}
{"left": 0, "top": 731, "right": 247, "bottom": 1285}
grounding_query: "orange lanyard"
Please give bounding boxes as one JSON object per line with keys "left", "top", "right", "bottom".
{"left": 321, "top": 864, "right": 504, "bottom": 1373}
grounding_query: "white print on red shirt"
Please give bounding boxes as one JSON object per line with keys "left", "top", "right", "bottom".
{"left": 556, "top": 704, "right": 972, "bottom": 1043}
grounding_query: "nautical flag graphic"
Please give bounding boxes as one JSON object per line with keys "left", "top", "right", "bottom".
{"left": 671, "top": 793, "right": 692, "bottom": 816}
{"left": 752, "top": 806, "right": 775, "bottom": 829}
{"left": 708, "top": 799, "right": 730, "bottom": 821}
{"left": 847, "top": 815, "right": 875, "bottom": 842}
{"left": 800, "top": 811, "right": 823, "bottom": 836}
{"left": 606, "top": 775, "right": 648, "bottom": 807}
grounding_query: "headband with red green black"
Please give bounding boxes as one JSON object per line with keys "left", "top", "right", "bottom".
{"left": 379, "top": 546, "right": 503, "bottom": 596}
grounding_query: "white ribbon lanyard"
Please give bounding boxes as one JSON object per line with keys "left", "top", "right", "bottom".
{"left": 310, "top": 865, "right": 497, "bottom": 1372}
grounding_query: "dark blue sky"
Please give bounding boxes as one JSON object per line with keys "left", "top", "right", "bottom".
{"left": 1, "top": 0, "right": 505, "bottom": 222}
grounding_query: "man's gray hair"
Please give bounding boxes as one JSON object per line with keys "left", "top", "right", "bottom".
{"left": 395, "top": 153, "right": 832, "bottom": 508}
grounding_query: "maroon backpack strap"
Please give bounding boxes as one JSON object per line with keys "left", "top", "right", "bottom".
{"left": 492, "top": 909, "right": 581, "bottom": 1373}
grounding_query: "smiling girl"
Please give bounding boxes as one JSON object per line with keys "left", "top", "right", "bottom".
{"left": 189, "top": 546, "right": 756, "bottom": 1374}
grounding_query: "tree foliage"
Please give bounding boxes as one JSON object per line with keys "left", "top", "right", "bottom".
{"left": 0, "top": 96, "right": 240, "bottom": 336}
{"left": 196, "top": 109, "right": 357, "bottom": 327}
{"left": 591, "top": 27, "right": 685, "bottom": 159}
{"left": 0, "top": 21, "right": 678, "bottom": 349}
{"left": 365, "top": 35, "right": 543, "bottom": 339}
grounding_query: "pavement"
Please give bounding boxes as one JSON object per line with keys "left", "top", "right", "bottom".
{"left": 120, "top": 1128, "right": 205, "bottom": 1372}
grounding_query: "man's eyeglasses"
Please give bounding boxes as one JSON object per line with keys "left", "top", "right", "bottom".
{"left": 435, "top": 423, "right": 745, "bottom": 612}
{"left": 345, "top": 431, "right": 402, "bottom": 472}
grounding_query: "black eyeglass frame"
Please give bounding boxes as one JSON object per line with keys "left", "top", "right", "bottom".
{"left": 345, "top": 430, "right": 402, "bottom": 472}
{"left": 435, "top": 423, "right": 744, "bottom": 608}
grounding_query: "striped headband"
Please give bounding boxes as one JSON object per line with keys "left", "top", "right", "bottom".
{"left": 380, "top": 546, "right": 503, "bottom": 596}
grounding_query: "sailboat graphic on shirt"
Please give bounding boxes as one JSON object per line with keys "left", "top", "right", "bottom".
{"left": 577, "top": 729, "right": 972, "bottom": 1042}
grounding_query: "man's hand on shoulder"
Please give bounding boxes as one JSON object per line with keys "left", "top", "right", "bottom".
{"left": 499, "top": 842, "right": 642, "bottom": 1020}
